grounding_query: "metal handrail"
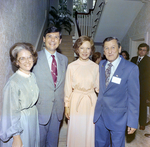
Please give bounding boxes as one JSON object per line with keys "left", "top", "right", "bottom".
{"left": 74, "top": 0, "right": 105, "bottom": 39}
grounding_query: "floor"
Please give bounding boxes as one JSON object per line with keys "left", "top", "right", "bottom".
{"left": 58, "top": 118, "right": 150, "bottom": 147}
{"left": 58, "top": 120, "right": 68, "bottom": 147}
{"left": 125, "top": 125, "right": 150, "bottom": 147}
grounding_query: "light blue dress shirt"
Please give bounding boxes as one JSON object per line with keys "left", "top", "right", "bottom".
{"left": 105, "top": 56, "right": 121, "bottom": 82}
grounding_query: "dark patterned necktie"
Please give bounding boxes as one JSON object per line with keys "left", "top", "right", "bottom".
{"left": 137, "top": 57, "right": 141, "bottom": 65}
{"left": 105, "top": 63, "right": 113, "bottom": 87}
{"left": 51, "top": 55, "right": 57, "bottom": 87}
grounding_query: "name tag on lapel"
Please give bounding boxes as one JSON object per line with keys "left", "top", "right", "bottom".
{"left": 111, "top": 76, "right": 121, "bottom": 84}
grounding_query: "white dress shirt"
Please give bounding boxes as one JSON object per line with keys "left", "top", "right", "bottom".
{"left": 138, "top": 56, "right": 144, "bottom": 61}
{"left": 45, "top": 48, "right": 58, "bottom": 71}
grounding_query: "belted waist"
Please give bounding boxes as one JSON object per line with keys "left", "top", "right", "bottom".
{"left": 73, "top": 89, "right": 94, "bottom": 94}
{"left": 73, "top": 89, "right": 95, "bottom": 112}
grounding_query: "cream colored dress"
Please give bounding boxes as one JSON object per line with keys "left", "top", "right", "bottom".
{"left": 64, "top": 59, "right": 99, "bottom": 147}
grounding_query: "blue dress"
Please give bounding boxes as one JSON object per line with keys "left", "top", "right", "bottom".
{"left": 0, "top": 70, "right": 40, "bottom": 147}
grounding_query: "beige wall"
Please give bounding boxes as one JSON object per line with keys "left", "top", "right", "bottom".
{"left": 121, "top": 3, "right": 150, "bottom": 58}
{"left": 0, "top": 0, "right": 49, "bottom": 113}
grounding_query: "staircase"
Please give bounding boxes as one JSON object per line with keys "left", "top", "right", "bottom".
{"left": 58, "top": 35, "right": 74, "bottom": 147}
{"left": 59, "top": 35, "right": 74, "bottom": 64}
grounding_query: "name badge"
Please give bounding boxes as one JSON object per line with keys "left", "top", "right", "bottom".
{"left": 111, "top": 76, "right": 121, "bottom": 84}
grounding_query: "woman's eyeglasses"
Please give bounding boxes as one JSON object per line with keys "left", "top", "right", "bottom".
{"left": 18, "top": 55, "right": 33, "bottom": 63}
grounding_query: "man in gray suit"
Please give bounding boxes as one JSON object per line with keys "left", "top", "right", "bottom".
{"left": 33, "top": 27, "right": 68, "bottom": 147}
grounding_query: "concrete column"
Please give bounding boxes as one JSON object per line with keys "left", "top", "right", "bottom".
{"left": 67, "top": 0, "right": 73, "bottom": 16}
{"left": 87, "top": 0, "right": 93, "bottom": 12}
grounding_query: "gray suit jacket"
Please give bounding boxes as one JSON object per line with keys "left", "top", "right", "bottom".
{"left": 33, "top": 49, "right": 68, "bottom": 125}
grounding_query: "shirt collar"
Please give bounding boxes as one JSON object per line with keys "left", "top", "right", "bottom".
{"left": 138, "top": 56, "right": 144, "bottom": 60}
{"left": 106, "top": 55, "right": 121, "bottom": 67}
{"left": 44, "top": 48, "right": 57, "bottom": 59}
{"left": 16, "top": 70, "right": 31, "bottom": 78}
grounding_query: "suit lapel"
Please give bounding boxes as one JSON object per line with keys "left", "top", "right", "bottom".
{"left": 56, "top": 52, "right": 64, "bottom": 88}
{"left": 134, "top": 56, "right": 138, "bottom": 64}
{"left": 139, "top": 55, "right": 146, "bottom": 66}
{"left": 39, "top": 50, "right": 55, "bottom": 89}
{"left": 100, "top": 60, "right": 107, "bottom": 93}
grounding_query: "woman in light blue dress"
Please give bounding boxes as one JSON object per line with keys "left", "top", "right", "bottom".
{"left": 0, "top": 43, "right": 40, "bottom": 147}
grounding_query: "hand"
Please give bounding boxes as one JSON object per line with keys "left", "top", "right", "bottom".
{"left": 127, "top": 127, "right": 136, "bottom": 134}
{"left": 12, "top": 135, "right": 23, "bottom": 147}
{"left": 65, "top": 107, "right": 70, "bottom": 120}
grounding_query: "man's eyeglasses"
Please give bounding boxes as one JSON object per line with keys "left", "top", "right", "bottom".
{"left": 139, "top": 49, "right": 147, "bottom": 52}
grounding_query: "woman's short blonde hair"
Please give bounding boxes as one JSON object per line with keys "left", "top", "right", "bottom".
{"left": 10, "top": 42, "right": 38, "bottom": 67}
{"left": 73, "top": 36, "right": 95, "bottom": 56}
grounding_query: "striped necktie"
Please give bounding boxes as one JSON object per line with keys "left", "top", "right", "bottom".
{"left": 51, "top": 55, "right": 57, "bottom": 87}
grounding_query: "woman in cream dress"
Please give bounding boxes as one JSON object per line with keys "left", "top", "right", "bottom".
{"left": 65, "top": 36, "right": 99, "bottom": 147}
{"left": 0, "top": 43, "right": 40, "bottom": 147}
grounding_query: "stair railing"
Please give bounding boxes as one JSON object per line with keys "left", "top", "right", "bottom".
{"left": 74, "top": 0, "right": 105, "bottom": 40}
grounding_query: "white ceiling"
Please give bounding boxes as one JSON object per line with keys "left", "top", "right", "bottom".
{"left": 94, "top": 0, "right": 144, "bottom": 43}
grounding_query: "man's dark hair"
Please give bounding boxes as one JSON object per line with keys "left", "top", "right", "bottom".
{"left": 43, "top": 26, "right": 62, "bottom": 39}
{"left": 103, "top": 37, "right": 121, "bottom": 48}
{"left": 138, "top": 43, "right": 149, "bottom": 52}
